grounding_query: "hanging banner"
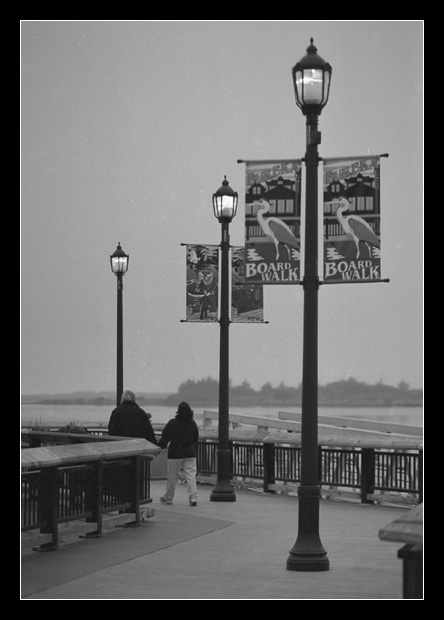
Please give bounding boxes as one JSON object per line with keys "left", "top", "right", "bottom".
{"left": 323, "top": 155, "right": 382, "bottom": 282}
{"left": 231, "top": 247, "right": 265, "bottom": 323}
{"left": 185, "top": 244, "right": 219, "bottom": 322}
{"left": 244, "top": 160, "right": 302, "bottom": 284}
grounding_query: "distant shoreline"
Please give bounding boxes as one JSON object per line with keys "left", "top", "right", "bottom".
{"left": 21, "top": 398, "right": 423, "bottom": 408}
{"left": 21, "top": 379, "right": 423, "bottom": 409}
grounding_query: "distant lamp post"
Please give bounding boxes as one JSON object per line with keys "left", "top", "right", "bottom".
{"left": 286, "top": 40, "right": 332, "bottom": 572}
{"left": 110, "top": 242, "right": 129, "bottom": 407}
{"left": 210, "top": 176, "right": 238, "bottom": 502}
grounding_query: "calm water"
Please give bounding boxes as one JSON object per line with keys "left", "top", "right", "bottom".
{"left": 21, "top": 403, "right": 423, "bottom": 429}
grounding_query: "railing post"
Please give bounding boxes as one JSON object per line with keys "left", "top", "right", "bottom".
{"left": 84, "top": 460, "right": 104, "bottom": 537}
{"left": 318, "top": 446, "right": 323, "bottom": 485}
{"left": 109, "top": 455, "right": 142, "bottom": 528}
{"left": 418, "top": 450, "right": 423, "bottom": 504}
{"left": 263, "top": 442, "right": 276, "bottom": 493}
{"left": 35, "top": 466, "right": 59, "bottom": 551}
{"left": 361, "top": 448, "right": 375, "bottom": 504}
{"left": 130, "top": 455, "right": 142, "bottom": 525}
{"left": 140, "top": 456, "right": 151, "bottom": 502}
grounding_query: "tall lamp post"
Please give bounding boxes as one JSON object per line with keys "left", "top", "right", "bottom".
{"left": 110, "top": 242, "right": 129, "bottom": 408}
{"left": 210, "top": 176, "right": 238, "bottom": 502}
{"left": 286, "top": 40, "right": 332, "bottom": 571}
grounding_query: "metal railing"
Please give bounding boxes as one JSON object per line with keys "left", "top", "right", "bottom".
{"left": 21, "top": 426, "right": 423, "bottom": 506}
{"left": 197, "top": 439, "right": 422, "bottom": 505}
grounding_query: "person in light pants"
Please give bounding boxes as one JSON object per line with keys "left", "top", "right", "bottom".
{"left": 165, "top": 458, "right": 198, "bottom": 504}
{"left": 158, "top": 402, "right": 199, "bottom": 506}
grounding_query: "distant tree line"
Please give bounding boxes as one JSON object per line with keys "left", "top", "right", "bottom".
{"left": 161, "top": 376, "right": 422, "bottom": 407}
{"left": 23, "top": 377, "right": 422, "bottom": 407}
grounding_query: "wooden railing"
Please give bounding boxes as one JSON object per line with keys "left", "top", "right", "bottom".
{"left": 202, "top": 409, "right": 423, "bottom": 438}
{"left": 21, "top": 432, "right": 160, "bottom": 551}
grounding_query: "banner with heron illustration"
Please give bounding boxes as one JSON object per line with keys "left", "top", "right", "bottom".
{"left": 231, "top": 247, "right": 265, "bottom": 323}
{"left": 243, "top": 160, "right": 302, "bottom": 284}
{"left": 185, "top": 244, "right": 219, "bottom": 322}
{"left": 323, "top": 155, "right": 382, "bottom": 283}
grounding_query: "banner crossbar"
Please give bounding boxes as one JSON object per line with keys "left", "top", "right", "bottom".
{"left": 321, "top": 278, "right": 390, "bottom": 285}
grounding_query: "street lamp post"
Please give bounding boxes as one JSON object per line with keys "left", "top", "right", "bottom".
{"left": 286, "top": 40, "right": 332, "bottom": 572}
{"left": 110, "top": 242, "right": 129, "bottom": 408}
{"left": 210, "top": 176, "right": 238, "bottom": 503}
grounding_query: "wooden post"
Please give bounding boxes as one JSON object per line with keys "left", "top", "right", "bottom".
{"left": 84, "top": 460, "right": 104, "bottom": 537}
{"left": 398, "top": 544, "right": 423, "bottom": 599}
{"left": 131, "top": 455, "right": 141, "bottom": 526}
{"left": 318, "top": 446, "right": 323, "bottom": 485}
{"left": 418, "top": 451, "right": 423, "bottom": 504}
{"left": 263, "top": 443, "right": 276, "bottom": 493}
{"left": 378, "top": 505, "right": 423, "bottom": 599}
{"left": 35, "top": 466, "right": 59, "bottom": 551}
{"left": 361, "top": 448, "right": 375, "bottom": 504}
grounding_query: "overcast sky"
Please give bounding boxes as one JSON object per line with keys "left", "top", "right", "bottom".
{"left": 21, "top": 20, "right": 423, "bottom": 395}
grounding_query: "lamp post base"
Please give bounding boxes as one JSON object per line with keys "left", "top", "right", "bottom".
{"left": 210, "top": 486, "right": 236, "bottom": 502}
{"left": 286, "top": 552, "right": 330, "bottom": 572}
{"left": 286, "top": 485, "right": 330, "bottom": 571}
{"left": 210, "top": 477, "right": 236, "bottom": 502}
{"left": 210, "top": 448, "right": 236, "bottom": 501}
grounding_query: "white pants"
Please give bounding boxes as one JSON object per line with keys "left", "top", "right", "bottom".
{"left": 164, "top": 457, "right": 197, "bottom": 502}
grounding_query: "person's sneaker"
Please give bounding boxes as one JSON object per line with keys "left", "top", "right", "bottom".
{"left": 160, "top": 497, "right": 172, "bottom": 505}
{"left": 189, "top": 500, "right": 197, "bottom": 506}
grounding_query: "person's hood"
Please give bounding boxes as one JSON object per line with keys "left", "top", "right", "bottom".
{"left": 175, "top": 401, "right": 194, "bottom": 421}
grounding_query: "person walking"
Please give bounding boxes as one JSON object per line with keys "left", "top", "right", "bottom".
{"left": 108, "top": 390, "right": 157, "bottom": 445}
{"left": 199, "top": 291, "right": 210, "bottom": 320}
{"left": 158, "top": 402, "right": 199, "bottom": 506}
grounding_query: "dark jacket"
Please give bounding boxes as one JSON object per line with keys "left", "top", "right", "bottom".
{"left": 158, "top": 409, "right": 199, "bottom": 459}
{"left": 108, "top": 401, "right": 157, "bottom": 445}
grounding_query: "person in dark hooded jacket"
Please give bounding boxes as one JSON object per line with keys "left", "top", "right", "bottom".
{"left": 158, "top": 402, "right": 199, "bottom": 506}
{"left": 108, "top": 390, "right": 157, "bottom": 445}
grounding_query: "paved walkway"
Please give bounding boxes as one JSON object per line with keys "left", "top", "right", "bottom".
{"left": 21, "top": 480, "right": 408, "bottom": 600}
